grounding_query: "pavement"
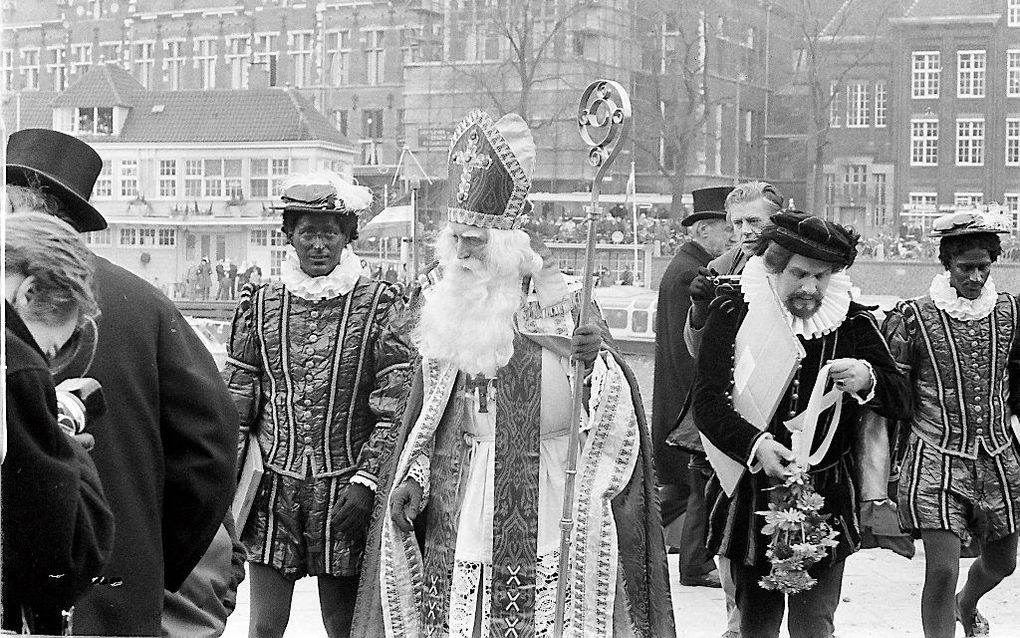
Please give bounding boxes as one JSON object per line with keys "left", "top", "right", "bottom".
{"left": 221, "top": 543, "right": 1019, "bottom": 637}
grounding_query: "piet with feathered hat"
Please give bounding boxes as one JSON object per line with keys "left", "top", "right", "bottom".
{"left": 222, "top": 168, "right": 412, "bottom": 627}
{"left": 354, "top": 109, "right": 676, "bottom": 638}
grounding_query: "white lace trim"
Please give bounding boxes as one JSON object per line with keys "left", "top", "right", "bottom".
{"left": 929, "top": 272, "right": 997, "bottom": 321}
{"left": 279, "top": 246, "right": 363, "bottom": 300}
{"left": 741, "top": 255, "right": 852, "bottom": 340}
{"left": 446, "top": 552, "right": 561, "bottom": 638}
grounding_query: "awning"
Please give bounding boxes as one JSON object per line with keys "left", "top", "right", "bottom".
{"left": 361, "top": 205, "right": 413, "bottom": 238}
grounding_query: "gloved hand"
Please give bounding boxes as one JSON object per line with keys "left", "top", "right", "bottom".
{"left": 390, "top": 479, "right": 424, "bottom": 533}
{"left": 332, "top": 483, "right": 375, "bottom": 538}
{"left": 689, "top": 267, "right": 719, "bottom": 302}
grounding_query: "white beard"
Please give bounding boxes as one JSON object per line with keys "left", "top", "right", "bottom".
{"left": 413, "top": 227, "right": 541, "bottom": 377}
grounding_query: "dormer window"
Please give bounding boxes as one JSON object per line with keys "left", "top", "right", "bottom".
{"left": 75, "top": 107, "right": 114, "bottom": 135}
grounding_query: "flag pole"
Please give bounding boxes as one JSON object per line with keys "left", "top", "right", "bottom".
{"left": 629, "top": 159, "right": 638, "bottom": 283}
{"left": 554, "top": 80, "right": 631, "bottom": 638}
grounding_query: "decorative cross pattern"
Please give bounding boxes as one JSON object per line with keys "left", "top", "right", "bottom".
{"left": 465, "top": 373, "right": 497, "bottom": 413}
{"left": 452, "top": 130, "right": 493, "bottom": 203}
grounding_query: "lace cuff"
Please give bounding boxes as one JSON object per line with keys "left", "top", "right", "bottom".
{"left": 852, "top": 360, "right": 877, "bottom": 405}
{"left": 407, "top": 453, "right": 431, "bottom": 502}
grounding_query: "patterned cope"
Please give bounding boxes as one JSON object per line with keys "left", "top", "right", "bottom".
{"left": 225, "top": 279, "right": 411, "bottom": 576}
{"left": 370, "top": 299, "right": 676, "bottom": 638}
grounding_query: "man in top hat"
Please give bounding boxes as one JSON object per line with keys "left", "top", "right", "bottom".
{"left": 223, "top": 172, "right": 412, "bottom": 637}
{"left": 653, "top": 186, "right": 733, "bottom": 589}
{"left": 5, "top": 129, "right": 238, "bottom": 635}
{"left": 353, "top": 110, "right": 675, "bottom": 637}
{"left": 693, "top": 210, "right": 911, "bottom": 638}
{"left": 882, "top": 211, "right": 1020, "bottom": 638}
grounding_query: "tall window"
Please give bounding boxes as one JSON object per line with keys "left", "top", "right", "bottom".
{"left": 251, "top": 159, "right": 289, "bottom": 197}
{"left": 1010, "top": 0, "right": 1020, "bottom": 26}
{"left": 1007, "top": 118, "right": 1020, "bottom": 166}
{"left": 71, "top": 43, "right": 91, "bottom": 76}
{"left": 159, "top": 160, "right": 177, "bottom": 197}
{"left": 224, "top": 159, "right": 243, "bottom": 199}
{"left": 119, "top": 160, "right": 139, "bottom": 198}
{"left": 203, "top": 160, "right": 223, "bottom": 197}
{"left": 94, "top": 161, "right": 113, "bottom": 198}
{"left": 1005, "top": 194, "right": 1020, "bottom": 217}
{"left": 326, "top": 30, "right": 350, "bottom": 86}
{"left": 362, "top": 109, "right": 384, "bottom": 138}
{"left": 828, "top": 81, "right": 843, "bottom": 128}
{"left": 290, "top": 31, "right": 313, "bottom": 87}
{"left": 251, "top": 229, "right": 268, "bottom": 246}
{"left": 195, "top": 38, "right": 217, "bottom": 89}
{"left": 47, "top": 47, "right": 67, "bottom": 91}
{"left": 253, "top": 34, "right": 278, "bottom": 86}
{"left": 138, "top": 228, "right": 157, "bottom": 246}
{"left": 184, "top": 160, "right": 203, "bottom": 198}
{"left": 270, "top": 159, "right": 289, "bottom": 196}
{"left": 954, "top": 192, "right": 983, "bottom": 207}
{"left": 874, "top": 81, "right": 887, "bottom": 127}
{"left": 120, "top": 228, "right": 138, "bottom": 246}
{"left": 910, "top": 119, "right": 939, "bottom": 165}
{"left": 844, "top": 164, "right": 868, "bottom": 201}
{"left": 21, "top": 48, "right": 39, "bottom": 89}
{"left": 1009, "top": 50, "right": 1020, "bottom": 97}
{"left": 872, "top": 173, "right": 888, "bottom": 227}
{"left": 366, "top": 29, "right": 385, "bottom": 85}
{"left": 75, "top": 107, "right": 114, "bottom": 135}
{"left": 955, "top": 118, "right": 985, "bottom": 165}
{"left": 270, "top": 249, "right": 287, "bottom": 277}
{"left": 846, "top": 82, "right": 870, "bottom": 127}
{"left": 227, "top": 35, "right": 250, "bottom": 89}
{"left": 3, "top": 49, "right": 16, "bottom": 91}
{"left": 133, "top": 41, "right": 154, "bottom": 88}
{"left": 957, "top": 50, "right": 985, "bottom": 98}
{"left": 158, "top": 228, "right": 176, "bottom": 246}
{"left": 163, "top": 39, "right": 185, "bottom": 90}
{"left": 333, "top": 110, "right": 348, "bottom": 136}
{"left": 912, "top": 51, "right": 940, "bottom": 98}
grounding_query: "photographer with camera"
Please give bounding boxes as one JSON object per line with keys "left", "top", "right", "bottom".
{"left": 3, "top": 212, "right": 115, "bottom": 633}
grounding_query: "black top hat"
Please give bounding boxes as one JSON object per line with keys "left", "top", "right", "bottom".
{"left": 682, "top": 186, "right": 734, "bottom": 226}
{"left": 6, "top": 128, "right": 107, "bottom": 232}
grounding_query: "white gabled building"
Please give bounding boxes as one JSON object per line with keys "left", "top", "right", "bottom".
{"left": 6, "top": 62, "right": 355, "bottom": 292}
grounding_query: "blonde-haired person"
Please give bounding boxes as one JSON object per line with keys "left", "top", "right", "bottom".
{"left": 224, "top": 171, "right": 412, "bottom": 638}
{"left": 2, "top": 212, "right": 114, "bottom": 633}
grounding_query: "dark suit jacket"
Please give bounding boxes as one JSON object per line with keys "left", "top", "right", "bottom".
{"left": 3, "top": 304, "right": 114, "bottom": 631}
{"left": 54, "top": 258, "right": 237, "bottom": 635}
{"left": 652, "top": 241, "right": 713, "bottom": 485}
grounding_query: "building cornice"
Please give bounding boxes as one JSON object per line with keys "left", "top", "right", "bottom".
{"left": 889, "top": 14, "right": 1000, "bottom": 26}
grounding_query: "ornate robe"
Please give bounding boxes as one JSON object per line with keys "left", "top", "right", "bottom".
{"left": 355, "top": 290, "right": 675, "bottom": 638}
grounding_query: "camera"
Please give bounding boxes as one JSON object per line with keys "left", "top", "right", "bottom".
{"left": 711, "top": 274, "right": 742, "bottom": 296}
{"left": 55, "top": 378, "right": 106, "bottom": 437}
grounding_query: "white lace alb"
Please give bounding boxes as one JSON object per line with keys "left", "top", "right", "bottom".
{"left": 929, "top": 272, "right": 997, "bottom": 321}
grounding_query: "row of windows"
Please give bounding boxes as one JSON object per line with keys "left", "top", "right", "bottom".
{"left": 829, "top": 81, "right": 887, "bottom": 128}
{"left": 907, "top": 192, "right": 1020, "bottom": 212}
{"left": 94, "top": 158, "right": 292, "bottom": 200}
{"left": 82, "top": 228, "right": 291, "bottom": 249}
{"left": 911, "top": 50, "right": 1020, "bottom": 99}
{"left": 909, "top": 117, "right": 1020, "bottom": 166}
{"left": 1, "top": 26, "right": 418, "bottom": 92}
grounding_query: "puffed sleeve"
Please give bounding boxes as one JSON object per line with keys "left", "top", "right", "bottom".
{"left": 351, "top": 285, "right": 414, "bottom": 490}
{"left": 224, "top": 283, "right": 264, "bottom": 449}
{"left": 880, "top": 301, "right": 919, "bottom": 417}
{"left": 847, "top": 307, "right": 912, "bottom": 421}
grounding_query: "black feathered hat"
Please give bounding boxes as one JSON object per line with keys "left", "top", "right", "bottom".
{"left": 762, "top": 210, "right": 860, "bottom": 268}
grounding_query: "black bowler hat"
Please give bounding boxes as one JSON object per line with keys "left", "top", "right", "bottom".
{"left": 682, "top": 186, "right": 734, "bottom": 226}
{"left": 6, "top": 128, "right": 107, "bottom": 231}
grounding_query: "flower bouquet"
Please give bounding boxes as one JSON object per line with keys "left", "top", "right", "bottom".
{"left": 757, "top": 464, "right": 840, "bottom": 594}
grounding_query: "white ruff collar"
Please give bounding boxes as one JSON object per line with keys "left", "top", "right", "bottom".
{"left": 279, "top": 246, "right": 362, "bottom": 300}
{"left": 741, "top": 255, "right": 853, "bottom": 340}
{"left": 929, "top": 272, "right": 997, "bottom": 321}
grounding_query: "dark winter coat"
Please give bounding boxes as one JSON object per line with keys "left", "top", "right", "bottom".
{"left": 2, "top": 303, "right": 115, "bottom": 632}
{"left": 652, "top": 240, "right": 713, "bottom": 485}
{"left": 53, "top": 258, "right": 237, "bottom": 635}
